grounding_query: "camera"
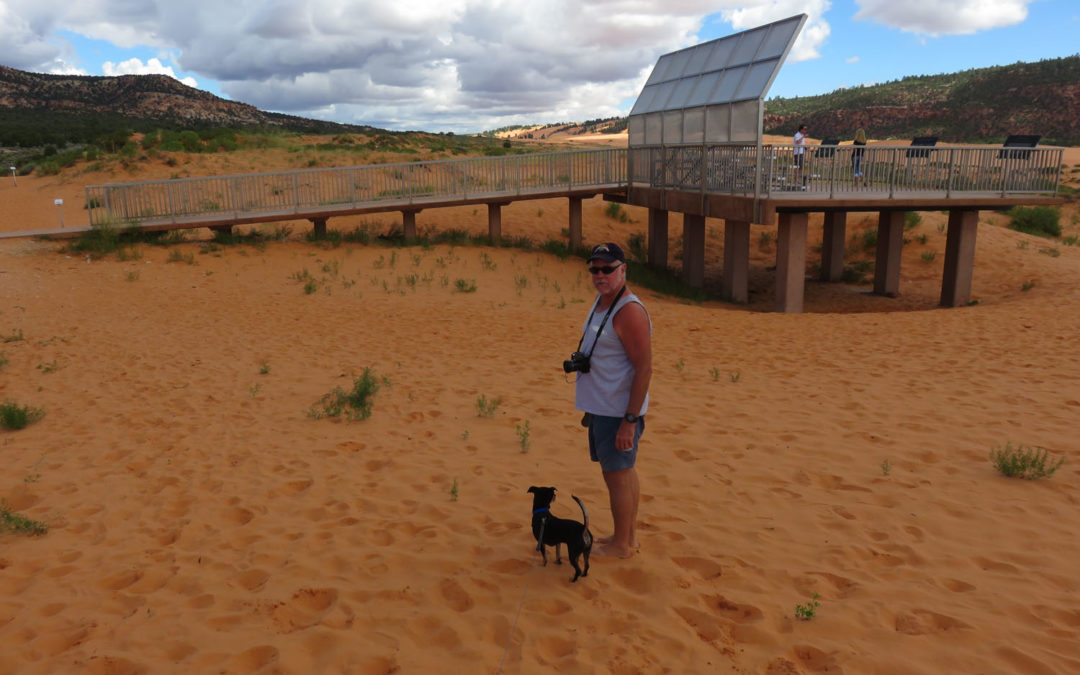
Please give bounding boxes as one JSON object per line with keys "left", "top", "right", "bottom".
{"left": 563, "top": 351, "right": 591, "bottom": 374}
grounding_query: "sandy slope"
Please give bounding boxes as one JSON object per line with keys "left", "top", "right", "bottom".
{"left": 1, "top": 146, "right": 1079, "bottom": 674}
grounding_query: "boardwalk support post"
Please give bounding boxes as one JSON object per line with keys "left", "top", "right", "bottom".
{"left": 873, "top": 210, "right": 904, "bottom": 298}
{"left": 820, "top": 211, "right": 847, "bottom": 282}
{"left": 309, "top": 218, "right": 327, "bottom": 238}
{"left": 568, "top": 196, "right": 582, "bottom": 252}
{"left": 648, "top": 208, "right": 668, "bottom": 269}
{"left": 940, "top": 209, "right": 979, "bottom": 307}
{"left": 776, "top": 212, "right": 808, "bottom": 313}
{"left": 682, "top": 214, "right": 706, "bottom": 288}
{"left": 722, "top": 219, "right": 750, "bottom": 303}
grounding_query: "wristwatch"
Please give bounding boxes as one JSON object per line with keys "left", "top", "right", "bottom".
{"left": 623, "top": 412, "right": 638, "bottom": 424}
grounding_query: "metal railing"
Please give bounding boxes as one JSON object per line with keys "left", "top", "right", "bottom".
{"left": 86, "top": 143, "right": 1062, "bottom": 228}
{"left": 86, "top": 148, "right": 627, "bottom": 227}
{"left": 629, "top": 144, "right": 1063, "bottom": 199}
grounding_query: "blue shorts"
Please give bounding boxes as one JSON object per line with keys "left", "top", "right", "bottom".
{"left": 588, "top": 414, "right": 644, "bottom": 472}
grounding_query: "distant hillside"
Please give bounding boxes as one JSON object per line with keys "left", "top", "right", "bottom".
{"left": 763, "top": 55, "right": 1080, "bottom": 145}
{"left": 0, "top": 65, "right": 375, "bottom": 147}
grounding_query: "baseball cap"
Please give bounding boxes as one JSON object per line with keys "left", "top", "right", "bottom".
{"left": 588, "top": 242, "right": 625, "bottom": 264}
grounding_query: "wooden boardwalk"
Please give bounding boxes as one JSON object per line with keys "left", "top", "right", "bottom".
{"left": 3, "top": 143, "right": 1066, "bottom": 313}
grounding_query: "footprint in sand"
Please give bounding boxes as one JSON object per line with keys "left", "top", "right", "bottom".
{"left": 671, "top": 556, "right": 723, "bottom": 580}
{"left": 438, "top": 578, "right": 474, "bottom": 612}
{"left": 674, "top": 606, "right": 725, "bottom": 642}
{"left": 706, "top": 594, "right": 764, "bottom": 624}
{"left": 894, "top": 609, "right": 971, "bottom": 635}
{"left": 269, "top": 588, "right": 338, "bottom": 633}
{"left": 790, "top": 644, "right": 841, "bottom": 672}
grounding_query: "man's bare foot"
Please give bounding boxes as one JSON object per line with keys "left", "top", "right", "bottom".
{"left": 593, "top": 542, "right": 634, "bottom": 559}
{"left": 597, "top": 534, "right": 639, "bottom": 549}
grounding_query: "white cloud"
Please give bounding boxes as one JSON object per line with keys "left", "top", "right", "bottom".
{"left": 1, "top": 0, "right": 839, "bottom": 131}
{"left": 846, "top": 56, "right": 859, "bottom": 64}
{"left": 854, "top": 0, "right": 1031, "bottom": 35}
{"left": 102, "top": 57, "right": 198, "bottom": 88}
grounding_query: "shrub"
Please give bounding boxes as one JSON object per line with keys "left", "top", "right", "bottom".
{"left": 1, "top": 400, "right": 45, "bottom": 430}
{"left": 1008, "top": 206, "right": 1061, "bottom": 238}
{"left": 0, "top": 502, "right": 48, "bottom": 536}
{"left": 989, "top": 443, "right": 1063, "bottom": 479}
{"left": 310, "top": 369, "right": 381, "bottom": 421}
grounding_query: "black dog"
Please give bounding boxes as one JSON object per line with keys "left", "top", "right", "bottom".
{"left": 527, "top": 486, "right": 592, "bottom": 582}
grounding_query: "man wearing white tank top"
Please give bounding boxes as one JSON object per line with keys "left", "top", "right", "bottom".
{"left": 573, "top": 242, "right": 652, "bottom": 559}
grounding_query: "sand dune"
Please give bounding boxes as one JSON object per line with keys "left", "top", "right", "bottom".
{"left": 1, "top": 148, "right": 1079, "bottom": 673}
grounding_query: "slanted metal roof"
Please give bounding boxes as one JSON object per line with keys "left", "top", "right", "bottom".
{"left": 629, "top": 14, "right": 806, "bottom": 145}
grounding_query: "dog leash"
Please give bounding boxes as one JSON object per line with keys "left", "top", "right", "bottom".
{"left": 495, "top": 510, "right": 550, "bottom": 674}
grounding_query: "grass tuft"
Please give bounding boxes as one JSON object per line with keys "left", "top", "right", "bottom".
{"left": 0, "top": 501, "right": 48, "bottom": 536}
{"left": 308, "top": 368, "right": 381, "bottom": 421}
{"left": 989, "top": 443, "right": 1063, "bottom": 479}
{"left": 1, "top": 400, "right": 45, "bottom": 430}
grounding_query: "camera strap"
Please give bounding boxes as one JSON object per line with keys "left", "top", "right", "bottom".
{"left": 575, "top": 285, "right": 627, "bottom": 357}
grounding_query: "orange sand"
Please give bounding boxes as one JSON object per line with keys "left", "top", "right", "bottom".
{"left": 2, "top": 147, "right": 1080, "bottom": 674}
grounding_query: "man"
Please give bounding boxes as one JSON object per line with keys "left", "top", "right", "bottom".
{"left": 573, "top": 243, "right": 652, "bottom": 559}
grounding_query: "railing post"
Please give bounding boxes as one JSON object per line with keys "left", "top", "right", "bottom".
{"left": 888, "top": 148, "right": 897, "bottom": 199}
{"left": 292, "top": 173, "right": 300, "bottom": 212}
{"left": 946, "top": 148, "right": 954, "bottom": 198}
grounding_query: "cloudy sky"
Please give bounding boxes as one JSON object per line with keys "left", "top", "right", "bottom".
{"left": 1, "top": 0, "right": 1076, "bottom": 133}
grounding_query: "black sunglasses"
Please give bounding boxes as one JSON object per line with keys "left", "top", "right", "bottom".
{"left": 588, "top": 264, "right": 622, "bottom": 275}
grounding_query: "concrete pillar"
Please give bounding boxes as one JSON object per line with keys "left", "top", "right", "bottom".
{"left": 401, "top": 210, "right": 418, "bottom": 240}
{"left": 682, "top": 213, "right": 706, "bottom": 288}
{"left": 648, "top": 208, "right": 669, "bottom": 269}
{"left": 941, "top": 209, "right": 979, "bottom": 307}
{"left": 487, "top": 203, "right": 503, "bottom": 242}
{"left": 775, "top": 212, "right": 808, "bottom": 313}
{"left": 821, "top": 211, "right": 847, "bottom": 282}
{"left": 309, "top": 218, "right": 326, "bottom": 238}
{"left": 568, "top": 196, "right": 583, "bottom": 252}
{"left": 873, "top": 210, "right": 905, "bottom": 297}
{"left": 722, "top": 219, "right": 750, "bottom": 303}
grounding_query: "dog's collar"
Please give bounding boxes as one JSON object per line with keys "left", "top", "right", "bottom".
{"left": 533, "top": 507, "right": 550, "bottom": 514}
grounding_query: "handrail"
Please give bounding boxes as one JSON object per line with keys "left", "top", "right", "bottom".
{"left": 85, "top": 143, "right": 1063, "bottom": 228}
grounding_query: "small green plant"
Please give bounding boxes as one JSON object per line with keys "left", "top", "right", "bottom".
{"left": 0, "top": 501, "right": 48, "bottom": 536}
{"left": 1021, "top": 280, "right": 1036, "bottom": 292}
{"left": 36, "top": 360, "right": 60, "bottom": 373}
{"left": 462, "top": 429, "right": 470, "bottom": 441}
{"left": 794, "top": 593, "right": 821, "bottom": 621}
{"left": 759, "top": 231, "right": 773, "bottom": 249}
{"left": 709, "top": 366, "right": 720, "bottom": 382}
{"left": 916, "top": 233, "right": 928, "bottom": 245}
{"left": 904, "top": 211, "right": 922, "bottom": 230}
{"left": 729, "top": 371, "right": 741, "bottom": 383}
{"left": 454, "top": 278, "right": 478, "bottom": 293}
{"left": 1007, "top": 206, "right": 1061, "bottom": 238}
{"left": 308, "top": 368, "right": 381, "bottom": 421}
{"left": 920, "top": 251, "right": 937, "bottom": 263}
{"left": 1, "top": 400, "right": 45, "bottom": 430}
{"left": 24, "top": 473, "right": 41, "bottom": 483}
{"left": 516, "top": 420, "right": 531, "bottom": 453}
{"left": 989, "top": 443, "right": 1063, "bottom": 479}
{"left": 125, "top": 270, "right": 140, "bottom": 282}
{"left": 881, "top": 460, "right": 891, "bottom": 476}
{"left": 2, "top": 329, "right": 24, "bottom": 343}
{"left": 1016, "top": 240, "right": 1029, "bottom": 250}
{"left": 166, "top": 249, "right": 196, "bottom": 265}
{"left": 1062, "top": 235, "right": 1079, "bottom": 246}
{"left": 0, "top": 352, "right": 7, "bottom": 370}
{"left": 1038, "top": 247, "right": 1061, "bottom": 258}
{"left": 450, "top": 477, "right": 460, "bottom": 501}
{"left": 249, "top": 384, "right": 261, "bottom": 398}
{"left": 674, "top": 359, "right": 686, "bottom": 374}
{"left": 476, "top": 394, "right": 502, "bottom": 418}
{"left": 258, "top": 361, "right": 271, "bottom": 374}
